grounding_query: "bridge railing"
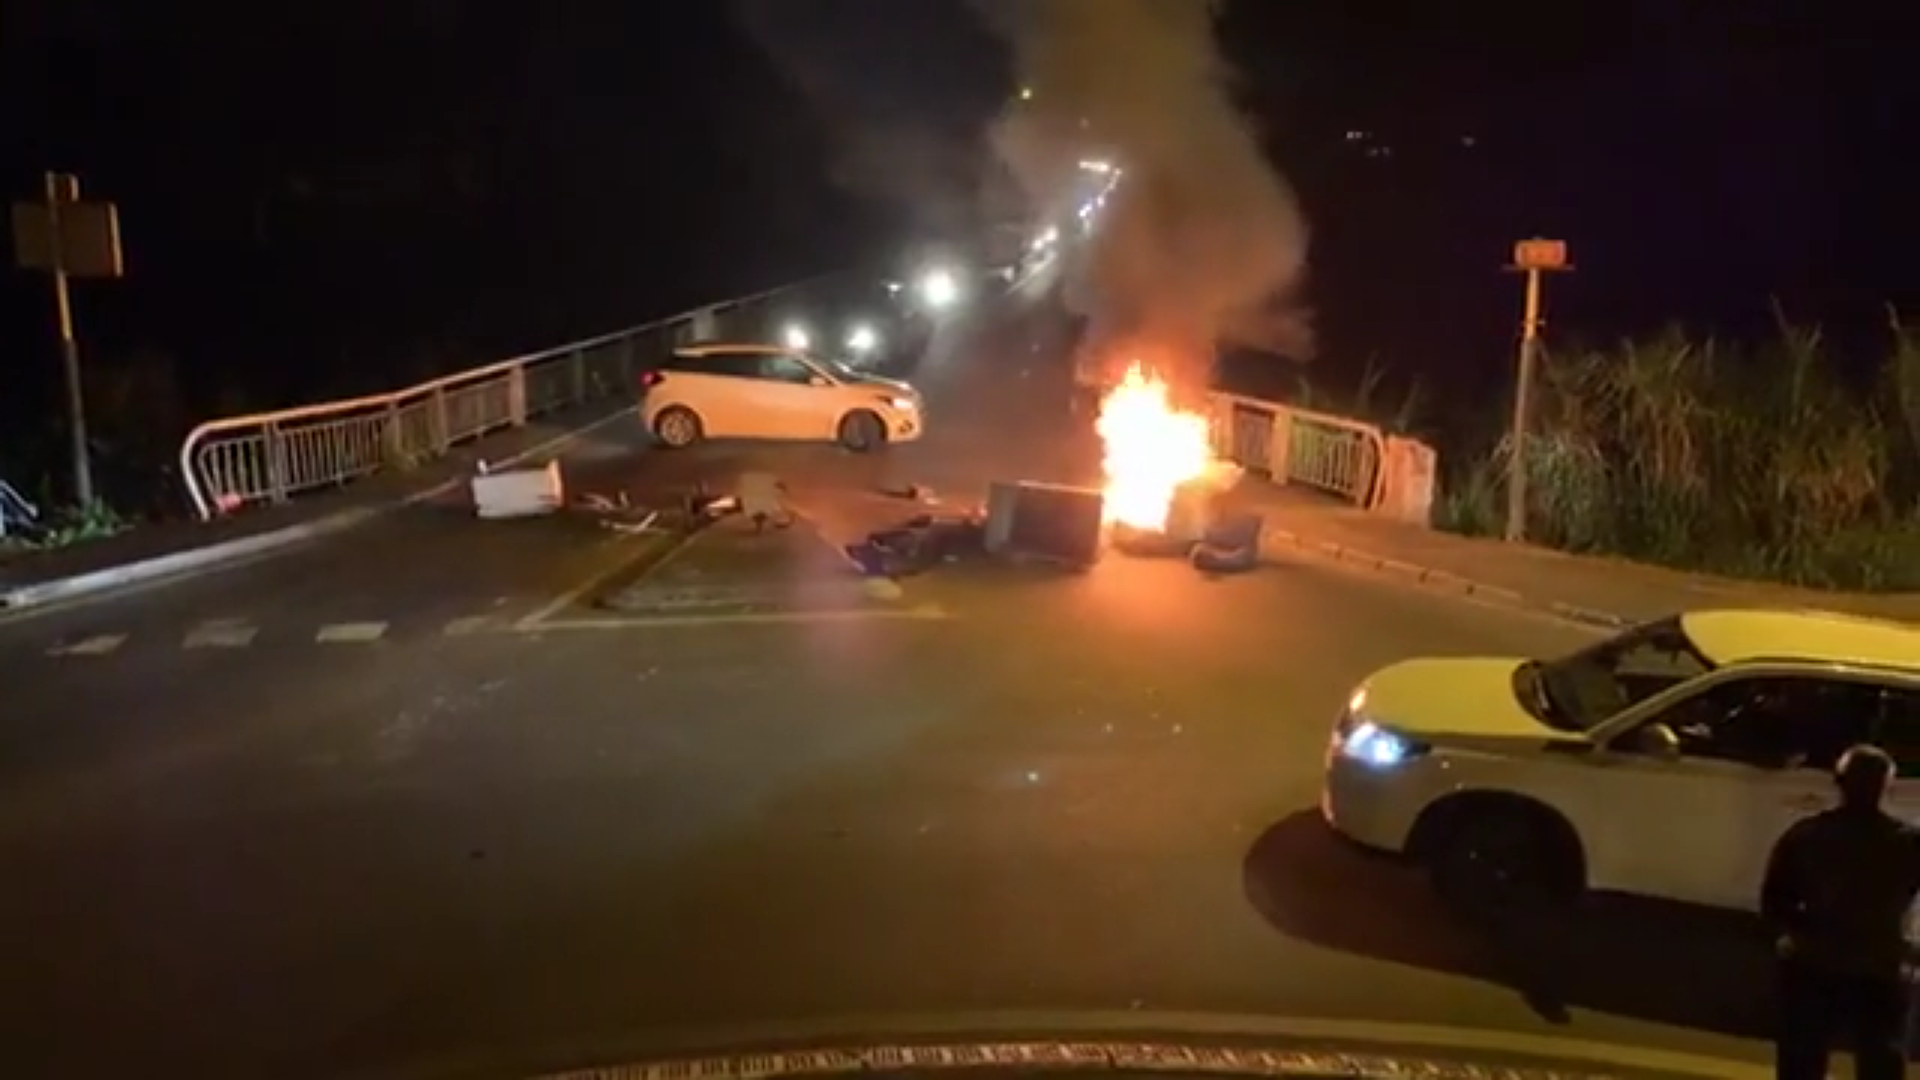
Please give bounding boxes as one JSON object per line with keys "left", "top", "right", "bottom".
{"left": 179, "top": 273, "right": 850, "bottom": 520}
{"left": 0, "top": 478, "right": 37, "bottom": 539}
{"left": 1206, "top": 392, "right": 1390, "bottom": 510}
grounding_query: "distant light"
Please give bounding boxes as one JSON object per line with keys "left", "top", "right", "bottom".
{"left": 783, "top": 323, "right": 810, "bottom": 350}
{"left": 919, "top": 268, "right": 959, "bottom": 310}
{"left": 1019, "top": 86, "right": 1033, "bottom": 101}
{"left": 1078, "top": 159, "right": 1113, "bottom": 174}
{"left": 846, "top": 322, "right": 878, "bottom": 353}
{"left": 1460, "top": 135, "right": 1477, "bottom": 148}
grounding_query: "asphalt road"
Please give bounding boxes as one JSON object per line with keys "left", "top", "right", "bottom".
{"left": 0, "top": 263, "right": 1774, "bottom": 1078}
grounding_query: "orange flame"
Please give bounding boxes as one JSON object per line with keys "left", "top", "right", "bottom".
{"left": 1095, "top": 364, "right": 1212, "bottom": 531}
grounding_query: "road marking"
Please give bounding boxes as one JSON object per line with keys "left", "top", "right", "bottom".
{"left": 442, "top": 615, "right": 504, "bottom": 636}
{"left": 516, "top": 604, "right": 953, "bottom": 632}
{"left": 516, "top": 530, "right": 695, "bottom": 630}
{"left": 47, "top": 633, "right": 128, "bottom": 657}
{"left": 182, "top": 620, "right": 258, "bottom": 648}
{"left": 315, "top": 621, "right": 387, "bottom": 644}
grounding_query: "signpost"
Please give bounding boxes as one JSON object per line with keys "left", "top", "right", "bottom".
{"left": 11, "top": 171, "right": 125, "bottom": 506}
{"left": 1502, "top": 237, "right": 1571, "bottom": 543}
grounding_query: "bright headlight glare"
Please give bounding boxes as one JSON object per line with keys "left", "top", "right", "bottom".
{"left": 847, "top": 324, "right": 879, "bottom": 352}
{"left": 1341, "top": 720, "right": 1422, "bottom": 767}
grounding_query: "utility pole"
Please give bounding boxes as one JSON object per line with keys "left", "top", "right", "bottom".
{"left": 1502, "top": 237, "right": 1571, "bottom": 543}
{"left": 11, "top": 172, "right": 124, "bottom": 507}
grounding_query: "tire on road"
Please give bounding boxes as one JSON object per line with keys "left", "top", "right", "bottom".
{"left": 1411, "top": 793, "right": 1585, "bottom": 920}
{"left": 653, "top": 406, "right": 704, "bottom": 449}
{"left": 837, "top": 409, "right": 886, "bottom": 453}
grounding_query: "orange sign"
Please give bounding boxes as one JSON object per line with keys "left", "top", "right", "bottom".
{"left": 1513, "top": 238, "right": 1568, "bottom": 271}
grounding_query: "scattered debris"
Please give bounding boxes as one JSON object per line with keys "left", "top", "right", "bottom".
{"left": 736, "top": 471, "right": 796, "bottom": 532}
{"left": 845, "top": 512, "right": 987, "bottom": 579}
{"left": 879, "top": 482, "right": 940, "bottom": 504}
{"left": 982, "top": 480, "right": 1105, "bottom": 568}
{"left": 1191, "top": 512, "right": 1262, "bottom": 575}
{"left": 473, "top": 460, "right": 564, "bottom": 519}
{"left": 577, "top": 491, "right": 631, "bottom": 514}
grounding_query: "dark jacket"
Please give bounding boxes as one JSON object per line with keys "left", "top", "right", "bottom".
{"left": 1762, "top": 805, "right": 1920, "bottom": 978}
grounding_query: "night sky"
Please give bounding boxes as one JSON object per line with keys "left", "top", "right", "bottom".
{"left": 2, "top": 1, "right": 1913, "bottom": 501}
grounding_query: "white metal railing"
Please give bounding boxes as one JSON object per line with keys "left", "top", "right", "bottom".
{"left": 1206, "top": 391, "right": 1390, "bottom": 510}
{"left": 179, "top": 275, "right": 839, "bottom": 520}
{"left": 0, "top": 478, "right": 37, "bottom": 538}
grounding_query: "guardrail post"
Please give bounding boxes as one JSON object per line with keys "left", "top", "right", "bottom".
{"left": 508, "top": 364, "right": 528, "bottom": 427}
{"left": 570, "top": 348, "right": 588, "bottom": 404}
{"left": 265, "top": 421, "right": 290, "bottom": 504}
{"left": 620, "top": 332, "right": 638, "bottom": 380}
{"left": 1269, "top": 409, "right": 1296, "bottom": 483}
{"left": 382, "top": 401, "right": 404, "bottom": 462}
{"left": 430, "top": 385, "right": 450, "bottom": 452}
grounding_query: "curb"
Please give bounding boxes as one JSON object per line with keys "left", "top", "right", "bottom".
{"left": 1260, "top": 525, "right": 1634, "bottom": 632}
{"left": 0, "top": 409, "right": 633, "bottom": 614}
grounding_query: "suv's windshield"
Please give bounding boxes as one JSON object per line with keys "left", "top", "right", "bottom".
{"left": 1518, "top": 617, "right": 1717, "bottom": 731}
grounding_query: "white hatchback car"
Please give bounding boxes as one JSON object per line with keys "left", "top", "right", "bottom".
{"left": 1321, "top": 609, "right": 1920, "bottom": 916}
{"left": 640, "top": 343, "right": 924, "bottom": 452}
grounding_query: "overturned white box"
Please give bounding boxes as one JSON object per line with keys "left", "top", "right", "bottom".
{"left": 472, "top": 460, "right": 565, "bottom": 519}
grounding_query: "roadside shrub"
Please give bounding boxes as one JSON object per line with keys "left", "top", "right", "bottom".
{"left": 1436, "top": 320, "right": 1920, "bottom": 591}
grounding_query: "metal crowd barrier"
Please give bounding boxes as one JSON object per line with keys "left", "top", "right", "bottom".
{"left": 1207, "top": 392, "right": 1390, "bottom": 510}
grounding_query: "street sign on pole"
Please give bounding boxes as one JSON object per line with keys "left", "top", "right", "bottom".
{"left": 10, "top": 171, "right": 125, "bottom": 507}
{"left": 1512, "top": 237, "right": 1568, "bottom": 272}
{"left": 1500, "top": 237, "right": 1572, "bottom": 544}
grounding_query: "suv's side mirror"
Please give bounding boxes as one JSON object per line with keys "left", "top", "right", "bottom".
{"left": 1628, "top": 722, "right": 1682, "bottom": 760}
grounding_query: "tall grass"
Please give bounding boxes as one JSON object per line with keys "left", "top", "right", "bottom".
{"left": 1437, "top": 317, "right": 1920, "bottom": 590}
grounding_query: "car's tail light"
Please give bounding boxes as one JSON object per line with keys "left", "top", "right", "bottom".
{"left": 640, "top": 370, "right": 665, "bottom": 390}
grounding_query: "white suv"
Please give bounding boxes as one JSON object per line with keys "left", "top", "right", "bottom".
{"left": 640, "top": 343, "right": 923, "bottom": 453}
{"left": 1320, "top": 609, "right": 1920, "bottom": 916}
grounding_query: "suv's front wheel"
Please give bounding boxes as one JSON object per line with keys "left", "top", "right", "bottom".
{"left": 1417, "top": 800, "right": 1583, "bottom": 918}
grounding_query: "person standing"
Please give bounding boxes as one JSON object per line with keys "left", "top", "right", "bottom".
{"left": 1763, "top": 743, "right": 1920, "bottom": 1079}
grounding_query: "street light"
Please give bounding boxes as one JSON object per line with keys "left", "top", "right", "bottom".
{"left": 846, "top": 322, "right": 879, "bottom": 355}
{"left": 783, "top": 322, "right": 810, "bottom": 351}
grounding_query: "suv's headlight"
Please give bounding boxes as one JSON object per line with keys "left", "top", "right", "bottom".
{"left": 1340, "top": 720, "right": 1427, "bottom": 767}
{"left": 879, "top": 395, "right": 916, "bottom": 411}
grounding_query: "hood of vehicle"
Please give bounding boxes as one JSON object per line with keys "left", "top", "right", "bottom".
{"left": 850, "top": 374, "right": 918, "bottom": 397}
{"left": 1356, "top": 657, "right": 1564, "bottom": 742}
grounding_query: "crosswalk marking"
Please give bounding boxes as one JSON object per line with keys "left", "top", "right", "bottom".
{"left": 182, "top": 621, "right": 258, "bottom": 649}
{"left": 315, "top": 621, "right": 388, "bottom": 644}
{"left": 47, "top": 633, "right": 128, "bottom": 657}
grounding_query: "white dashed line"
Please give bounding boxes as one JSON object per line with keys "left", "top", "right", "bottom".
{"left": 182, "top": 620, "right": 259, "bottom": 649}
{"left": 315, "top": 621, "right": 388, "bottom": 644}
{"left": 47, "top": 633, "right": 128, "bottom": 657}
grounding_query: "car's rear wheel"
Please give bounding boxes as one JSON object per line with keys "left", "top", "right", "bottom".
{"left": 653, "top": 406, "right": 703, "bottom": 449}
{"left": 838, "top": 409, "right": 885, "bottom": 452}
{"left": 1416, "top": 801, "right": 1582, "bottom": 919}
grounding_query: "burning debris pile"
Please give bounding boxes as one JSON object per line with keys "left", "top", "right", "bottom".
{"left": 843, "top": 359, "right": 1261, "bottom": 578}
{"left": 1093, "top": 362, "right": 1261, "bottom": 572}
